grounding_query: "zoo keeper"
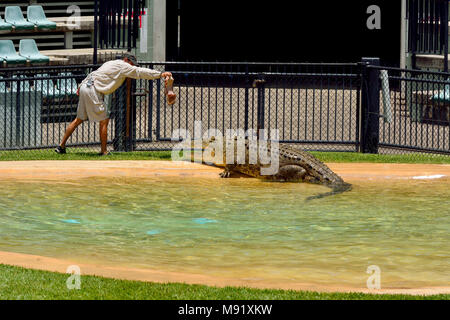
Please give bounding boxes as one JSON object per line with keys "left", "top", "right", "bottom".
{"left": 55, "top": 53, "right": 173, "bottom": 156}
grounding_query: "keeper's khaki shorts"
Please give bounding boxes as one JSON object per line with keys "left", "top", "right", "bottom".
{"left": 76, "top": 83, "right": 108, "bottom": 122}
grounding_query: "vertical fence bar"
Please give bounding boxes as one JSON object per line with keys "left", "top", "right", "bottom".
{"left": 94, "top": 0, "right": 99, "bottom": 64}
{"left": 148, "top": 63, "right": 154, "bottom": 140}
{"left": 128, "top": 0, "right": 132, "bottom": 51}
{"left": 126, "top": 78, "right": 132, "bottom": 143}
{"left": 360, "top": 58, "right": 381, "bottom": 154}
{"left": 410, "top": 0, "right": 418, "bottom": 69}
{"left": 443, "top": 0, "right": 449, "bottom": 72}
{"left": 244, "top": 66, "right": 249, "bottom": 132}
{"left": 253, "top": 76, "right": 266, "bottom": 138}
{"left": 155, "top": 78, "right": 161, "bottom": 140}
{"left": 112, "top": 0, "right": 117, "bottom": 48}
{"left": 117, "top": 0, "right": 122, "bottom": 47}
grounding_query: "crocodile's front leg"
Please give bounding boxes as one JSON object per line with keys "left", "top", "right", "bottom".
{"left": 220, "top": 165, "right": 237, "bottom": 178}
{"left": 277, "top": 165, "right": 307, "bottom": 181}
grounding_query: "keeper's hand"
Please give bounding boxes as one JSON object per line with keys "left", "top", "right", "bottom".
{"left": 161, "top": 72, "right": 172, "bottom": 79}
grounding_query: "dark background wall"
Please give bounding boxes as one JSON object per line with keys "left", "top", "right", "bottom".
{"left": 166, "top": 0, "right": 401, "bottom": 66}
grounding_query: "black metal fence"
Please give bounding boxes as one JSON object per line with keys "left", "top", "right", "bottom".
{"left": 0, "top": 64, "right": 131, "bottom": 154}
{"left": 373, "top": 65, "right": 450, "bottom": 154}
{"left": 0, "top": 60, "right": 449, "bottom": 159}
{"left": 133, "top": 62, "right": 362, "bottom": 152}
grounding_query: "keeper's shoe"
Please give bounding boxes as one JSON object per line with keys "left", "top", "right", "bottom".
{"left": 55, "top": 146, "right": 66, "bottom": 154}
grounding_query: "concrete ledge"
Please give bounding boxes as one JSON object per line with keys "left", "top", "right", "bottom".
{"left": 416, "top": 54, "right": 449, "bottom": 70}
{"left": 51, "top": 16, "right": 95, "bottom": 32}
{"left": 41, "top": 48, "right": 127, "bottom": 65}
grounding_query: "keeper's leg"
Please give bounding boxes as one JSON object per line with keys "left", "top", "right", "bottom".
{"left": 60, "top": 118, "right": 84, "bottom": 148}
{"left": 99, "top": 118, "right": 110, "bottom": 155}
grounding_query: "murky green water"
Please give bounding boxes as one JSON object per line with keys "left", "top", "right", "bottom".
{"left": 0, "top": 176, "right": 449, "bottom": 288}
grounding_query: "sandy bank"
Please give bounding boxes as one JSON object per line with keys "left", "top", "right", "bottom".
{"left": 0, "top": 161, "right": 448, "bottom": 181}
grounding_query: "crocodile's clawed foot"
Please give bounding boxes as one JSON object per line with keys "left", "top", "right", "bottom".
{"left": 220, "top": 170, "right": 232, "bottom": 178}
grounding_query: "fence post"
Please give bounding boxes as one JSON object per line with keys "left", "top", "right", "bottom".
{"left": 409, "top": 0, "right": 417, "bottom": 69}
{"left": 93, "top": 0, "right": 98, "bottom": 64}
{"left": 112, "top": 78, "right": 137, "bottom": 151}
{"left": 442, "top": 0, "right": 449, "bottom": 72}
{"left": 360, "top": 57, "right": 380, "bottom": 154}
{"left": 125, "top": 78, "right": 137, "bottom": 151}
{"left": 148, "top": 63, "right": 154, "bottom": 141}
{"left": 15, "top": 79, "right": 21, "bottom": 147}
{"left": 244, "top": 65, "right": 249, "bottom": 132}
{"left": 253, "top": 76, "right": 266, "bottom": 138}
{"left": 155, "top": 77, "right": 161, "bottom": 140}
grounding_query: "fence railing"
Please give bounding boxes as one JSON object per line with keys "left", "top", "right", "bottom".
{"left": 371, "top": 65, "right": 450, "bottom": 154}
{"left": 0, "top": 60, "right": 449, "bottom": 158}
{"left": 408, "top": 0, "right": 450, "bottom": 71}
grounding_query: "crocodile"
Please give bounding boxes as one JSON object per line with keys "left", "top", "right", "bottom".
{"left": 194, "top": 137, "right": 352, "bottom": 200}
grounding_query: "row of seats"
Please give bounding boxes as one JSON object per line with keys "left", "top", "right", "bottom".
{"left": 0, "top": 73, "right": 79, "bottom": 98}
{"left": 0, "top": 5, "right": 56, "bottom": 32}
{"left": 0, "top": 39, "right": 49, "bottom": 65}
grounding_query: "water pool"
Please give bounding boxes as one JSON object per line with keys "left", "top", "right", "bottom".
{"left": 0, "top": 175, "right": 449, "bottom": 289}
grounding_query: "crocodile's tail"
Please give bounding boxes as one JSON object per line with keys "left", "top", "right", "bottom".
{"left": 306, "top": 182, "right": 352, "bottom": 201}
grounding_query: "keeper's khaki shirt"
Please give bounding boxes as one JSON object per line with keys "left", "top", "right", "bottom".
{"left": 89, "top": 59, "right": 162, "bottom": 95}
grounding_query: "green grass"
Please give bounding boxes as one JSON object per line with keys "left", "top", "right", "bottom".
{"left": 309, "top": 151, "right": 450, "bottom": 164}
{"left": 0, "top": 264, "right": 448, "bottom": 300}
{"left": 0, "top": 149, "right": 173, "bottom": 161}
{"left": 0, "top": 148, "right": 449, "bottom": 163}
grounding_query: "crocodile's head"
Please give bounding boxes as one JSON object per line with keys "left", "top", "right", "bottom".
{"left": 187, "top": 137, "right": 227, "bottom": 166}
{"left": 188, "top": 137, "right": 217, "bottom": 152}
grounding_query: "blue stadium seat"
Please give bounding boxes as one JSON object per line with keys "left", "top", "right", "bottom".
{"left": 19, "top": 39, "right": 50, "bottom": 64}
{"left": 431, "top": 85, "right": 450, "bottom": 103}
{"left": 57, "top": 73, "right": 79, "bottom": 97}
{"left": 0, "top": 76, "right": 6, "bottom": 93}
{"left": 27, "top": 5, "right": 57, "bottom": 30}
{"left": 34, "top": 74, "right": 62, "bottom": 98}
{"left": 0, "top": 15, "right": 13, "bottom": 32}
{"left": 10, "top": 76, "right": 33, "bottom": 92}
{"left": 5, "top": 6, "right": 35, "bottom": 31}
{"left": 0, "top": 40, "right": 27, "bottom": 65}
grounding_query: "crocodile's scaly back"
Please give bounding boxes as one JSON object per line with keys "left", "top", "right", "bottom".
{"left": 265, "top": 141, "right": 352, "bottom": 199}
{"left": 276, "top": 143, "right": 345, "bottom": 185}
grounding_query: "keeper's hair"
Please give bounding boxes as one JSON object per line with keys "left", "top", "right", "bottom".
{"left": 122, "top": 52, "right": 138, "bottom": 65}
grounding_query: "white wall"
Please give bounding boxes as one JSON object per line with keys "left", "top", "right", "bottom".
{"left": 152, "top": 0, "right": 166, "bottom": 61}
